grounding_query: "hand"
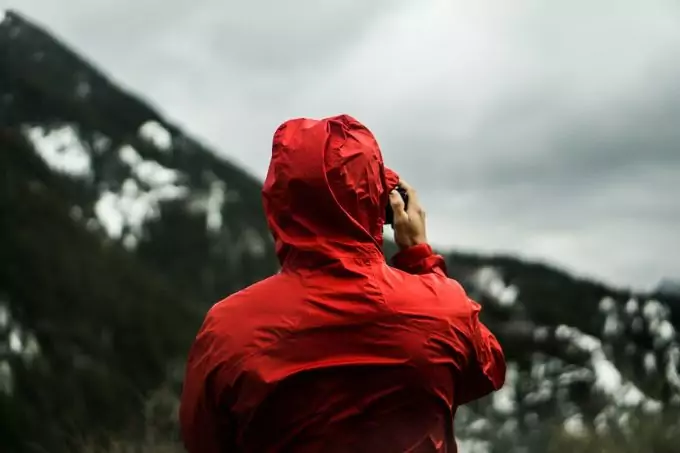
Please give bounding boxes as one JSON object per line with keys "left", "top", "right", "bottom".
{"left": 389, "top": 179, "right": 428, "bottom": 250}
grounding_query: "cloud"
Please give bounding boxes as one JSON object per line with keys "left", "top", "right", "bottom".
{"left": 4, "top": 0, "right": 680, "bottom": 289}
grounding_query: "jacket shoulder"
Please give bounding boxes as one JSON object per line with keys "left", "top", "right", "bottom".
{"left": 377, "top": 264, "right": 474, "bottom": 322}
{"left": 196, "top": 273, "right": 295, "bottom": 370}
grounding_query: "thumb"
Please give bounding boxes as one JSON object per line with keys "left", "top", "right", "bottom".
{"left": 389, "top": 190, "right": 406, "bottom": 215}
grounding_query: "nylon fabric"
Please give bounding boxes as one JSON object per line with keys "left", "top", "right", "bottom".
{"left": 180, "top": 115, "right": 506, "bottom": 453}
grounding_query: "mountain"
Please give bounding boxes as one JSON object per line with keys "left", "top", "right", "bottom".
{"left": 1, "top": 9, "right": 276, "bottom": 452}
{"left": 2, "top": 9, "right": 679, "bottom": 453}
{"left": 656, "top": 278, "right": 680, "bottom": 298}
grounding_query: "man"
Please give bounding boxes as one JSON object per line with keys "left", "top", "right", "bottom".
{"left": 180, "top": 114, "right": 506, "bottom": 452}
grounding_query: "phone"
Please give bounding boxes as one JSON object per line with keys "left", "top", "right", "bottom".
{"left": 385, "top": 186, "right": 409, "bottom": 226}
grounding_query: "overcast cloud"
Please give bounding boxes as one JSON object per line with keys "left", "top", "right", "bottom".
{"left": 3, "top": 0, "right": 680, "bottom": 290}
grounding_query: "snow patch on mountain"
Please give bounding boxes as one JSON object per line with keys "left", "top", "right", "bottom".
{"left": 667, "top": 348, "right": 680, "bottom": 393}
{"left": 0, "top": 302, "right": 8, "bottom": 330}
{"left": 22, "top": 125, "right": 92, "bottom": 179}
{"left": 642, "top": 300, "right": 675, "bottom": 346}
{"left": 492, "top": 362, "right": 518, "bottom": 414}
{"left": 457, "top": 438, "right": 490, "bottom": 453}
{"left": 556, "top": 324, "right": 662, "bottom": 411}
{"left": 241, "top": 227, "right": 267, "bottom": 258}
{"left": 95, "top": 176, "right": 187, "bottom": 248}
{"left": 563, "top": 413, "right": 587, "bottom": 437}
{"left": 118, "top": 145, "right": 180, "bottom": 187}
{"left": 205, "top": 180, "right": 226, "bottom": 232}
{"left": 86, "top": 144, "right": 189, "bottom": 248}
{"left": 22, "top": 122, "right": 189, "bottom": 250}
{"left": 599, "top": 296, "right": 680, "bottom": 396}
{"left": 623, "top": 298, "right": 680, "bottom": 394}
{"left": 138, "top": 120, "right": 172, "bottom": 152}
{"left": 188, "top": 177, "right": 241, "bottom": 235}
{"left": 0, "top": 296, "right": 41, "bottom": 396}
{"left": 644, "top": 352, "right": 657, "bottom": 373}
{"left": 471, "top": 267, "right": 518, "bottom": 307}
{"left": 600, "top": 296, "right": 622, "bottom": 337}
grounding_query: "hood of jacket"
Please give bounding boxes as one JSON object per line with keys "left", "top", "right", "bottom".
{"left": 262, "top": 114, "right": 399, "bottom": 268}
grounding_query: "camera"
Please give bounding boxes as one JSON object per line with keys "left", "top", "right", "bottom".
{"left": 385, "top": 186, "right": 409, "bottom": 226}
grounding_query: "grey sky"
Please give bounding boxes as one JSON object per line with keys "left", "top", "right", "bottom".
{"left": 4, "top": 0, "right": 680, "bottom": 290}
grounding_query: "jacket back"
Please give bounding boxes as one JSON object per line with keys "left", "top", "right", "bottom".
{"left": 179, "top": 115, "right": 506, "bottom": 453}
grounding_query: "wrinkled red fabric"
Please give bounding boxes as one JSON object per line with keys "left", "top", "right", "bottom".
{"left": 180, "top": 115, "right": 506, "bottom": 453}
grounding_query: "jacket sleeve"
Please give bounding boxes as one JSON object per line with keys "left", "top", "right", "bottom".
{"left": 180, "top": 333, "right": 235, "bottom": 453}
{"left": 456, "top": 300, "right": 507, "bottom": 404}
{"left": 392, "top": 244, "right": 507, "bottom": 404}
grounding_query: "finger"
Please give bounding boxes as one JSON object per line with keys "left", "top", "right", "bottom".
{"left": 398, "top": 179, "right": 421, "bottom": 215}
{"left": 398, "top": 178, "right": 413, "bottom": 194}
{"left": 398, "top": 179, "right": 417, "bottom": 203}
{"left": 389, "top": 190, "right": 406, "bottom": 215}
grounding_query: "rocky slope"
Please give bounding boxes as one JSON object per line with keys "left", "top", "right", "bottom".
{"left": 1, "top": 9, "right": 679, "bottom": 453}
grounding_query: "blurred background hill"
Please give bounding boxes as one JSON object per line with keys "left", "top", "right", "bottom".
{"left": 1, "top": 8, "right": 680, "bottom": 453}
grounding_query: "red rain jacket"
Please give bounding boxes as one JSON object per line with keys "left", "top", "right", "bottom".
{"left": 180, "top": 115, "right": 506, "bottom": 453}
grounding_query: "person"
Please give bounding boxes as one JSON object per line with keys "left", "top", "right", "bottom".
{"left": 179, "top": 114, "right": 506, "bottom": 453}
